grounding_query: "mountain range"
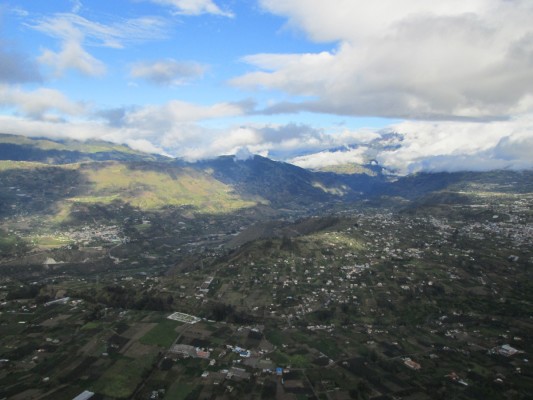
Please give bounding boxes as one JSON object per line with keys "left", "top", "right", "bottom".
{"left": 1, "top": 133, "right": 531, "bottom": 222}
{"left": 1, "top": 134, "right": 532, "bottom": 400}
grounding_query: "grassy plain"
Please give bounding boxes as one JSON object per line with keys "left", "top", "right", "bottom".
{"left": 92, "top": 355, "right": 156, "bottom": 398}
{"left": 139, "top": 319, "right": 181, "bottom": 348}
{"left": 165, "top": 382, "right": 197, "bottom": 400}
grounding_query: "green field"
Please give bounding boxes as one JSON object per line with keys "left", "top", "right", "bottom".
{"left": 32, "top": 235, "right": 72, "bottom": 248}
{"left": 139, "top": 319, "right": 181, "bottom": 348}
{"left": 0, "top": 160, "right": 53, "bottom": 171}
{"left": 80, "top": 321, "right": 104, "bottom": 331}
{"left": 92, "top": 356, "right": 156, "bottom": 399}
{"left": 165, "top": 382, "right": 197, "bottom": 400}
{"left": 0, "top": 235, "right": 23, "bottom": 253}
{"left": 265, "top": 328, "right": 285, "bottom": 347}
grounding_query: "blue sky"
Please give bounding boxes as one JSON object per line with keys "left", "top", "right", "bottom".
{"left": 1, "top": 0, "right": 533, "bottom": 173}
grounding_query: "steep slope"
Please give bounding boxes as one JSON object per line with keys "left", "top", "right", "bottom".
{"left": 1, "top": 133, "right": 532, "bottom": 219}
{"left": 386, "top": 170, "right": 533, "bottom": 199}
{"left": 0, "top": 160, "right": 258, "bottom": 223}
{"left": 75, "top": 162, "right": 256, "bottom": 213}
{"left": 192, "top": 155, "right": 359, "bottom": 207}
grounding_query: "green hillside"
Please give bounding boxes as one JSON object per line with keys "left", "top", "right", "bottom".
{"left": 76, "top": 162, "right": 258, "bottom": 213}
{"left": 0, "top": 160, "right": 258, "bottom": 224}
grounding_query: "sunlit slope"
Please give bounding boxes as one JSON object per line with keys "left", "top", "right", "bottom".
{"left": 0, "top": 161, "right": 258, "bottom": 219}
{"left": 0, "top": 133, "right": 166, "bottom": 163}
{"left": 76, "top": 163, "right": 257, "bottom": 212}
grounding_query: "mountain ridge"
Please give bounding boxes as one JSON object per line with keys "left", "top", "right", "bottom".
{"left": 0, "top": 133, "right": 169, "bottom": 164}
{"left": 1, "top": 133, "right": 532, "bottom": 221}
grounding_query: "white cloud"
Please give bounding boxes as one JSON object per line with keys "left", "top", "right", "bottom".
{"left": 0, "top": 112, "right": 296, "bottom": 161}
{"left": 97, "top": 100, "right": 250, "bottom": 160}
{"left": 0, "top": 90, "right": 379, "bottom": 162}
{"left": 124, "top": 138, "right": 171, "bottom": 156}
{"left": 30, "top": 13, "right": 168, "bottom": 76}
{"left": 376, "top": 117, "right": 533, "bottom": 173}
{"left": 0, "top": 85, "right": 86, "bottom": 119}
{"left": 492, "top": 131, "right": 533, "bottom": 161}
{"left": 0, "top": 115, "right": 117, "bottom": 142}
{"left": 1, "top": 80, "right": 531, "bottom": 174}
{"left": 250, "top": 124, "right": 381, "bottom": 160}
{"left": 39, "top": 35, "right": 106, "bottom": 77}
{"left": 148, "top": 0, "right": 233, "bottom": 17}
{"left": 30, "top": 13, "right": 168, "bottom": 48}
{"left": 235, "top": 146, "right": 255, "bottom": 161}
{"left": 171, "top": 127, "right": 261, "bottom": 160}
{"left": 130, "top": 59, "right": 207, "bottom": 85}
{"left": 124, "top": 100, "right": 244, "bottom": 128}
{"left": 232, "top": 0, "right": 533, "bottom": 121}
{"left": 290, "top": 147, "right": 368, "bottom": 170}
{"left": 213, "top": 117, "right": 533, "bottom": 174}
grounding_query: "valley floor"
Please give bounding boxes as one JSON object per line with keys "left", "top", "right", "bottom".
{"left": 1, "top": 179, "right": 532, "bottom": 400}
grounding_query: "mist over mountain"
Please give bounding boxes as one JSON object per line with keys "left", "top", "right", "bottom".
{"left": 1, "top": 133, "right": 531, "bottom": 219}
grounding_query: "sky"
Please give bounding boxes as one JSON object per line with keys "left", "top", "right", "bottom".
{"left": 1, "top": 0, "right": 533, "bottom": 174}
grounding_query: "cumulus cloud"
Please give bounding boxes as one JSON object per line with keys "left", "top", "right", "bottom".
{"left": 158, "top": 123, "right": 382, "bottom": 161}
{"left": 124, "top": 100, "right": 244, "bottom": 128}
{"left": 130, "top": 59, "right": 207, "bottom": 85}
{"left": 0, "top": 114, "right": 119, "bottom": 143}
{"left": 3, "top": 92, "right": 533, "bottom": 173}
{"left": 1, "top": 76, "right": 530, "bottom": 174}
{"left": 234, "top": 146, "right": 255, "bottom": 161}
{"left": 492, "top": 131, "right": 533, "bottom": 162}
{"left": 86, "top": 100, "right": 248, "bottom": 160}
{"left": 39, "top": 35, "right": 106, "bottom": 77}
{"left": 252, "top": 124, "right": 381, "bottom": 160}
{"left": 123, "top": 138, "right": 170, "bottom": 156}
{"left": 0, "top": 86, "right": 380, "bottom": 162}
{"left": 376, "top": 117, "right": 533, "bottom": 173}
{"left": 0, "top": 85, "right": 86, "bottom": 119}
{"left": 30, "top": 13, "right": 168, "bottom": 76}
{"left": 147, "top": 0, "right": 233, "bottom": 17}
{"left": 247, "top": 118, "right": 533, "bottom": 174}
{"left": 0, "top": 111, "right": 308, "bottom": 160}
{"left": 290, "top": 147, "right": 368, "bottom": 170}
{"left": 232, "top": 0, "right": 533, "bottom": 121}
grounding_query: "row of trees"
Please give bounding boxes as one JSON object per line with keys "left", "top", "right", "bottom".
{"left": 72, "top": 285, "right": 174, "bottom": 312}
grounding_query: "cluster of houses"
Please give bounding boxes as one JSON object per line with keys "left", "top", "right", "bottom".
{"left": 491, "top": 344, "right": 523, "bottom": 357}
{"left": 199, "top": 276, "right": 214, "bottom": 293}
{"left": 168, "top": 343, "right": 254, "bottom": 362}
{"left": 170, "top": 344, "right": 211, "bottom": 359}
